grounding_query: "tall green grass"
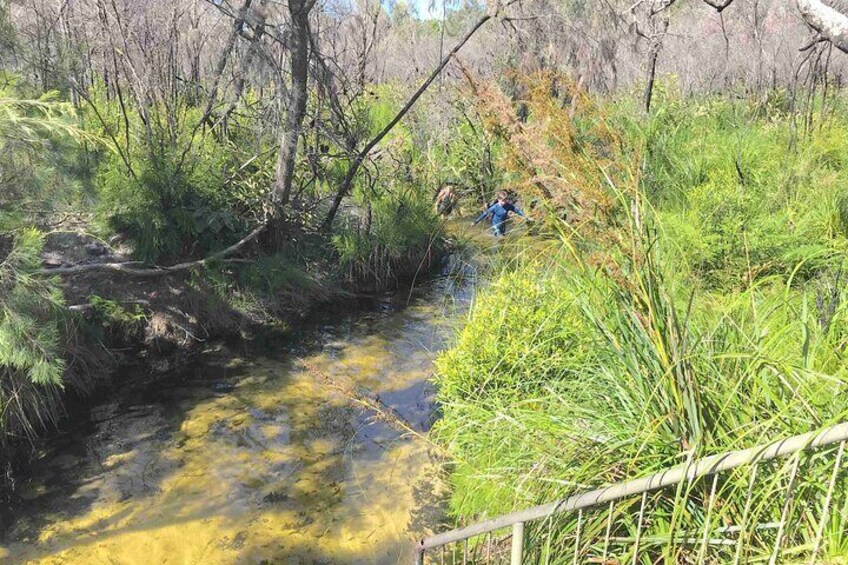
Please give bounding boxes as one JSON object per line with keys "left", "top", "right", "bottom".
{"left": 618, "top": 95, "right": 848, "bottom": 287}
{"left": 332, "top": 185, "right": 444, "bottom": 290}
{"left": 433, "top": 93, "right": 848, "bottom": 561}
{"left": 435, "top": 236, "right": 848, "bottom": 561}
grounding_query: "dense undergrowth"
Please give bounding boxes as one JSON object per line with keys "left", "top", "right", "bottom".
{"left": 434, "top": 78, "right": 848, "bottom": 562}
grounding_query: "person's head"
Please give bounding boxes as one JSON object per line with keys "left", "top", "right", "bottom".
{"left": 495, "top": 190, "right": 508, "bottom": 204}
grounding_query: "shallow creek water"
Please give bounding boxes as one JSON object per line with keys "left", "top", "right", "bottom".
{"left": 0, "top": 265, "right": 474, "bottom": 564}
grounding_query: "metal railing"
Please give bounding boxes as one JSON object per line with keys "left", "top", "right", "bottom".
{"left": 416, "top": 422, "right": 848, "bottom": 564}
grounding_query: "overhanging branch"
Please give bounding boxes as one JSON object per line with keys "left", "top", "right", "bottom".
{"left": 320, "top": 0, "right": 517, "bottom": 231}
{"left": 797, "top": 0, "right": 848, "bottom": 54}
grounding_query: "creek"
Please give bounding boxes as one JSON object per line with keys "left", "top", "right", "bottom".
{"left": 0, "top": 257, "right": 476, "bottom": 564}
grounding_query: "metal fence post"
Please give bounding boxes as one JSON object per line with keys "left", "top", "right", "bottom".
{"left": 512, "top": 522, "right": 525, "bottom": 565}
{"left": 573, "top": 509, "right": 583, "bottom": 565}
{"left": 811, "top": 441, "right": 846, "bottom": 564}
{"left": 632, "top": 491, "right": 648, "bottom": 565}
{"left": 732, "top": 462, "right": 759, "bottom": 565}
{"left": 602, "top": 499, "right": 615, "bottom": 562}
{"left": 696, "top": 473, "right": 720, "bottom": 565}
{"left": 769, "top": 454, "right": 801, "bottom": 565}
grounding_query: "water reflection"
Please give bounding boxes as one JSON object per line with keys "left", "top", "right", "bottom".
{"left": 1, "top": 268, "right": 472, "bottom": 564}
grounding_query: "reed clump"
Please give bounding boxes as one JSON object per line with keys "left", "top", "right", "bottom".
{"left": 434, "top": 81, "right": 848, "bottom": 561}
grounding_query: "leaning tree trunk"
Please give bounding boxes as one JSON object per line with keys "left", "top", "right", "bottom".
{"left": 270, "top": 0, "right": 314, "bottom": 226}
{"left": 197, "top": 0, "right": 253, "bottom": 130}
{"left": 643, "top": 44, "right": 660, "bottom": 113}
{"left": 321, "top": 9, "right": 501, "bottom": 232}
{"left": 797, "top": 0, "right": 848, "bottom": 54}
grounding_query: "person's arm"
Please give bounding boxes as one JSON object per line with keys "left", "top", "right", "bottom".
{"left": 506, "top": 203, "right": 525, "bottom": 217}
{"left": 472, "top": 205, "right": 495, "bottom": 225}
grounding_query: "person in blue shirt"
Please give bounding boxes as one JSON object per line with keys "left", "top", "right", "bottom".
{"left": 472, "top": 190, "right": 526, "bottom": 236}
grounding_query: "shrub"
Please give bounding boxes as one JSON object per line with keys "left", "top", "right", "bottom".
{"left": 0, "top": 87, "right": 90, "bottom": 231}
{"left": 96, "top": 145, "right": 243, "bottom": 263}
{"left": 84, "top": 88, "right": 260, "bottom": 263}
{"left": 0, "top": 229, "right": 66, "bottom": 445}
{"left": 332, "top": 184, "right": 442, "bottom": 289}
{"left": 434, "top": 229, "right": 848, "bottom": 560}
{"left": 626, "top": 94, "right": 848, "bottom": 287}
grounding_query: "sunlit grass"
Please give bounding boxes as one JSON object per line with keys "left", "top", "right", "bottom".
{"left": 433, "top": 93, "right": 848, "bottom": 561}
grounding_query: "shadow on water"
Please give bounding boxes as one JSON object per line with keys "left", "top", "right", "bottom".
{"left": 0, "top": 263, "right": 474, "bottom": 564}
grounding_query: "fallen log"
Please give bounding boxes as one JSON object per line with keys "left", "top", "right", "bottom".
{"left": 39, "top": 223, "right": 266, "bottom": 277}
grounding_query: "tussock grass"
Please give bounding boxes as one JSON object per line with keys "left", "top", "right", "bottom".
{"left": 433, "top": 92, "right": 848, "bottom": 561}
{"left": 435, "top": 234, "right": 848, "bottom": 561}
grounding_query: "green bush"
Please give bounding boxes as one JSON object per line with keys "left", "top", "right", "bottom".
{"left": 84, "top": 87, "right": 261, "bottom": 263}
{"left": 326, "top": 89, "right": 447, "bottom": 288}
{"left": 436, "top": 260, "right": 595, "bottom": 399}
{"left": 408, "top": 97, "right": 503, "bottom": 204}
{"left": 0, "top": 229, "right": 66, "bottom": 444}
{"left": 332, "top": 184, "right": 442, "bottom": 288}
{"left": 435, "top": 234, "right": 848, "bottom": 560}
{"left": 96, "top": 145, "right": 243, "bottom": 263}
{"left": 0, "top": 87, "right": 90, "bottom": 231}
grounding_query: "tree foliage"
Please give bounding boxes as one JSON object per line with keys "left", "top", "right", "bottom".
{"left": 0, "top": 229, "right": 65, "bottom": 445}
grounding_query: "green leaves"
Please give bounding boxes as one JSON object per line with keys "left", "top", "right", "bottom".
{"left": 0, "top": 87, "right": 99, "bottom": 233}
{"left": 0, "top": 90, "right": 80, "bottom": 145}
{"left": 435, "top": 235, "right": 848, "bottom": 559}
{"left": 0, "top": 228, "right": 66, "bottom": 388}
{"left": 95, "top": 138, "right": 246, "bottom": 263}
{"left": 331, "top": 183, "right": 441, "bottom": 287}
{"left": 634, "top": 94, "right": 848, "bottom": 287}
{"left": 433, "top": 91, "right": 848, "bottom": 556}
{"left": 0, "top": 229, "right": 66, "bottom": 446}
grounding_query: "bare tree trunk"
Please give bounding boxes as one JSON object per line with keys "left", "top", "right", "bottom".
{"left": 642, "top": 11, "right": 668, "bottom": 114}
{"left": 270, "top": 0, "right": 314, "bottom": 220}
{"left": 797, "top": 0, "right": 848, "bottom": 54}
{"left": 209, "top": 0, "right": 270, "bottom": 138}
{"left": 643, "top": 47, "right": 659, "bottom": 113}
{"left": 193, "top": 0, "right": 253, "bottom": 134}
{"left": 232, "top": 0, "right": 269, "bottom": 106}
{"left": 752, "top": 0, "right": 765, "bottom": 92}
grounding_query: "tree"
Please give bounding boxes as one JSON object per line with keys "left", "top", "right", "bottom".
{"left": 321, "top": 3, "right": 510, "bottom": 230}
{"left": 270, "top": 0, "right": 316, "bottom": 218}
{"left": 0, "top": 93, "right": 86, "bottom": 447}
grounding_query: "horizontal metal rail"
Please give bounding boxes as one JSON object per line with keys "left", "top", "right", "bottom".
{"left": 419, "top": 421, "right": 848, "bottom": 553}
